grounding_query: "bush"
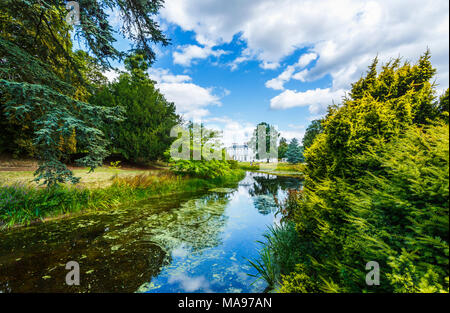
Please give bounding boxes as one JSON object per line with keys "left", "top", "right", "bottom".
{"left": 253, "top": 52, "right": 449, "bottom": 293}
{"left": 170, "top": 159, "right": 233, "bottom": 179}
{"left": 279, "top": 123, "right": 449, "bottom": 293}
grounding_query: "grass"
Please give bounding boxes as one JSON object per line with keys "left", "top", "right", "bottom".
{"left": 0, "top": 166, "right": 156, "bottom": 188}
{"left": 248, "top": 222, "right": 303, "bottom": 291}
{"left": 238, "top": 162, "right": 305, "bottom": 177}
{"left": 0, "top": 169, "right": 245, "bottom": 229}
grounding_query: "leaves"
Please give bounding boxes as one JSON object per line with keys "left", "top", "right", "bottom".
{"left": 278, "top": 52, "right": 449, "bottom": 293}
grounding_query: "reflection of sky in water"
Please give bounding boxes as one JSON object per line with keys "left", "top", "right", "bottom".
{"left": 0, "top": 172, "right": 300, "bottom": 292}
{"left": 143, "top": 173, "right": 300, "bottom": 293}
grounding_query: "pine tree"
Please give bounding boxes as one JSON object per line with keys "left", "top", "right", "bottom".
{"left": 0, "top": 0, "right": 168, "bottom": 185}
{"left": 285, "top": 138, "right": 304, "bottom": 164}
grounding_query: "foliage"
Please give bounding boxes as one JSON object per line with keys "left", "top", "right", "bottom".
{"left": 302, "top": 119, "right": 323, "bottom": 150}
{"left": 251, "top": 52, "right": 449, "bottom": 293}
{"left": 249, "top": 122, "right": 279, "bottom": 160}
{"left": 0, "top": 169, "right": 245, "bottom": 228}
{"left": 278, "top": 137, "right": 288, "bottom": 159}
{"left": 167, "top": 122, "right": 225, "bottom": 162}
{"left": 170, "top": 159, "right": 242, "bottom": 179}
{"left": 227, "top": 160, "right": 239, "bottom": 169}
{"left": 283, "top": 123, "right": 449, "bottom": 293}
{"left": 285, "top": 138, "right": 304, "bottom": 164}
{"left": 90, "top": 52, "right": 180, "bottom": 164}
{"left": 0, "top": 0, "right": 169, "bottom": 68}
{"left": 249, "top": 222, "right": 304, "bottom": 290}
{"left": 108, "top": 161, "right": 122, "bottom": 170}
{"left": 438, "top": 88, "right": 449, "bottom": 116}
{"left": 0, "top": 0, "right": 169, "bottom": 185}
{"left": 0, "top": 78, "right": 124, "bottom": 186}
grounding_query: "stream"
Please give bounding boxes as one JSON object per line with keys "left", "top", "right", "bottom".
{"left": 0, "top": 172, "right": 301, "bottom": 293}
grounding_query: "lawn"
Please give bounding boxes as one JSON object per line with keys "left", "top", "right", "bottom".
{"left": 0, "top": 167, "right": 160, "bottom": 188}
{"left": 238, "top": 162, "right": 305, "bottom": 177}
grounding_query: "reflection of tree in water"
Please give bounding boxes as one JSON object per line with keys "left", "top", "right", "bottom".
{"left": 0, "top": 191, "right": 232, "bottom": 292}
{"left": 248, "top": 174, "right": 302, "bottom": 215}
{"left": 147, "top": 192, "right": 231, "bottom": 253}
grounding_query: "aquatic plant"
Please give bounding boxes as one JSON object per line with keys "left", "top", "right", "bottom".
{"left": 248, "top": 246, "right": 278, "bottom": 289}
{"left": 248, "top": 222, "right": 303, "bottom": 291}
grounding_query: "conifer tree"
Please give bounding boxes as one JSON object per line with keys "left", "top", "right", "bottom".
{"left": 285, "top": 138, "right": 304, "bottom": 164}
{"left": 90, "top": 52, "right": 180, "bottom": 163}
{"left": 0, "top": 0, "right": 169, "bottom": 185}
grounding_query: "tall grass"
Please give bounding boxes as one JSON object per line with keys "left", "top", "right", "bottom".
{"left": 249, "top": 222, "right": 303, "bottom": 291}
{"left": 0, "top": 169, "right": 245, "bottom": 228}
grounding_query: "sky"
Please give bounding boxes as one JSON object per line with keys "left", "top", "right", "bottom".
{"left": 94, "top": 0, "right": 449, "bottom": 147}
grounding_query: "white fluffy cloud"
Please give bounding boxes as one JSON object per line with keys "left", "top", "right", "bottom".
{"left": 173, "top": 44, "right": 228, "bottom": 66}
{"left": 202, "top": 117, "right": 306, "bottom": 146}
{"left": 148, "top": 68, "right": 221, "bottom": 120}
{"left": 161, "top": 0, "right": 449, "bottom": 111}
{"left": 279, "top": 130, "right": 305, "bottom": 143}
{"left": 265, "top": 53, "right": 318, "bottom": 90}
{"left": 203, "top": 117, "right": 256, "bottom": 147}
{"left": 297, "top": 53, "right": 318, "bottom": 68}
{"left": 270, "top": 88, "right": 346, "bottom": 114}
{"left": 265, "top": 66, "right": 296, "bottom": 90}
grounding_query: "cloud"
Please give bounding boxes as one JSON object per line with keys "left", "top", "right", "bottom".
{"left": 103, "top": 68, "right": 121, "bottom": 82}
{"left": 270, "top": 88, "right": 346, "bottom": 114}
{"left": 173, "top": 44, "right": 228, "bottom": 66}
{"left": 279, "top": 130, "right": 305, "bottom": 142}
{"left": 161, "top": 0, "right": 449, "bottom": 100}
{"left": 260, "top": 61, "right": 280, "bottom": 70}
{"left": 203, "top": 117, "right": 308, "bottom": 147}
{"left": 297, "top": 53, "right": 318, "bottom": 68}
{"left": 265, "top": 53, "right": 318, "bottom": 90}
{"left": 203, "top": 117, "right": 256, "bottom": 147}
{"left": 265, "top": 66, "right": 295, "bottom": 90}
{"left": 148, "top": 68, "right": 191, "bottom": 83}
{"left": 168, "top": 273, "right": 211, "bottom": 292}
{"left": 148, "top": 68, "right": 221, "bottom": 119}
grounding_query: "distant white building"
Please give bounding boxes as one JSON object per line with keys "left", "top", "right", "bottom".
{"left": 226, "top": 143, "right": 255, "bottom": 162}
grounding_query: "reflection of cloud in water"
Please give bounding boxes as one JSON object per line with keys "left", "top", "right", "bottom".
{"left": 168, "top": 273, "right": 212, "bottom": 292}
{"left": 172, "top": 245, "right": 190, "bottom": 258}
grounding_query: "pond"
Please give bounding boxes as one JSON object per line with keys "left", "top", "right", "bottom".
{"left": 0, "top": 172, "right": 301, "bottom": 293}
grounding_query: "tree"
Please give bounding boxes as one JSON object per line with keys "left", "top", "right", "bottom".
{"left": 278, "top": 137, "right": 288, "bottom": 159}
{"left": 285, "top": 138, "right": 303, "bottom": 164}
{"left": 280, "top": 52, "right": 449, "bottom": 293}
{"left": 1, "top": 0, "right": 169, "bottom": 69}
{"left": 438, "top": 88, "right": 449, "bottom": 115}
{"left": 249, "top": 122, "right": 279, "bottom": 161}
{"left": 90, "top": 52, "right": 180, "bottom": 164}
{"left": 0, "top": 0, "right": 169, "bottom": 185}
{"left": 302, "top": 120, "right": 323, "bottom": 150}
{"left": 167, "top": 122, "right": 224, "bottom": 161}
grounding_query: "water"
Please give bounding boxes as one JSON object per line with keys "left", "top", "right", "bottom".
{"left": 0, "top": 172, "right": 301, "bottom": 293}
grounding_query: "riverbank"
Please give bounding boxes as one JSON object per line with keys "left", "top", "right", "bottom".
{"left": 238, "top": 162, "right": 305, "bottom": 178}
{"left": 0, "top": 172, "right": 300, "bottom": 292}
{"left": 0, "top": 168, "right": 245, "bottom": 229}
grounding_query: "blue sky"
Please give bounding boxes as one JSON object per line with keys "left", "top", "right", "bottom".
{"left": 84, "top": 0, "right": 449, "bottom": 146}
